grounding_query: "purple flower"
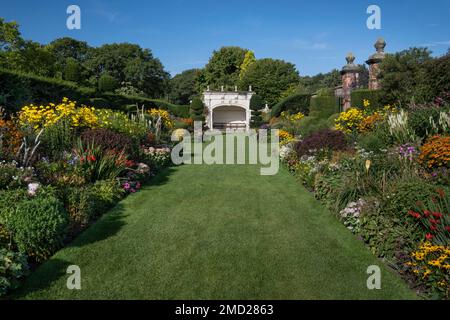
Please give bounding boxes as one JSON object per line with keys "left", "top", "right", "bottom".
{"left": 123, "top": 182, "right": 131, "bottom": 190}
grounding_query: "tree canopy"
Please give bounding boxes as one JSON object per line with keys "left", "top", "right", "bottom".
{"left": 200, "top": 46, "right": 248, "bottom": 90}
{"left": 169, "top": 69, "right": 201, "bottom": 105}
{"left": 240, "top": 58, "right": 300, "bottom": 106}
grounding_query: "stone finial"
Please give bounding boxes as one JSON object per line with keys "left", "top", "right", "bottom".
{"left": 346, "top": 52, "right": 355, "bottom": 65}
{"left": 341, "top": 52, "right": 360, "bottom": 74}
{"left": 249, "top": 85, "right": 252, "bottom": 92}
{"left": 221, "top": 85, "right": 224, "bottom": 92}
{"left": 375, "top": 37, "right": 386, "bottom": 53}
{"left": 207, "top": 85, "right": 210, "bottom": 91}
{"left": 234, "top": 86, "right": 238, "bottom": 92}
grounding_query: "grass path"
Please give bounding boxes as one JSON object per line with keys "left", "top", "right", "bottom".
{"left": 16, "top": 163, "right": 416, "bottom": 299}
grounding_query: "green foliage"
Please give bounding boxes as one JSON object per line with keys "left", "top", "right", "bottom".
{"left": 420, "top": 53, "right": 450, "bottom": 101}
{"left": 0, "top": 68, "right": 188, "bottom": 116}
{"left": 201, "top": 46, "right": 248, "bottom": 89}
{"left": 98, "top": 73, "right": 119, "bottom": 92}
{"left": 271, "top": 94, "right": 311, "bottom": 117}
{"left": 84, "top": 43, "right": 169, "bottom": 97}
{"left": 190, "top": 97, "right": 204, "bottom": 122}
{"left": 169, "top": 69, "right": 201, "bottom": 105}
{"left": 64, "top": 179, "right": 122, "bottom": 228}
{"left": 73, "top": 139, "right": 127, "bottom": 183}
{"left": 239, "top": 50, "right": 256, "bottom": 80}
{"left": 351, "top": 89, "right": 382, "bottom": 110}
{"left": 309, "top": 95, "right": 339, "bottom": 119}
{"left": 408, "top": 106, "right": 443, "bottom": 139}
{"left": 240, "top": 58, "right": 300, "bottom": 106}
{"left": 0, "top": 18, "right": 23, "bottom": 51}
{"left": 0, "top": 162, "right": 33, "bottom": 190}
{"left": 40, "top": 119, "right": 74, "bottom": 160}
{"left": 63, "top": 57, "right": 83, "bottom": 83}
{"left": 0, "top": 188, "right": 68, "bottom": 261}
{"left": 250, "top": 94, "right": 263, "bottom": 111}
{"left": 249, "top": 95, "right": 264, "bottom": 129}
{"left": 379, "top": 47, "right": 433, "bottom": 106}
{"left": 297, "top": 116, "right": 330, "bottom": 137}
{"left": 0, "top": 248, "right": 29, "bottom": 297}
{"left": 298, "top": 69, "right": 341, "bottom": 94}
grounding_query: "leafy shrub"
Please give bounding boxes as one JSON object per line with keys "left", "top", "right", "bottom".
{"left": 1, "top": 188, "right": 68, "bottom": 261}
{"left": 419, "top": 135, "right": 450, "bottom": 170}
{"left": 295, "top": 129, "right": 348, "bottom": 159}
{"left": 81, "top": 128, "right": 134, "bottom": 157}
{"left": 309, "top": 95, "right": 339, "bottom": 119}
{"left": 64, "top": 179, "right": 123, "bottom": 229}
{"left": 351, "top": 89, "right": 382, "bottom": 111}
{"left": 190, "top": 97, "right": 204, "bottom": 122}
{"left": 271, "top": 94, "right": 311, "bottom": 117}
{"left": 98, "top": 74, "right": 119, "bottom": 92}
{"left": 296, "top": 116, "right": 330, "bottom": 137}
{"left": 0, "top": 248, "right": 29, "bottom": 297}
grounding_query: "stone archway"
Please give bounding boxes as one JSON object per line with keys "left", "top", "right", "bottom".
{"left": 212, "top": 105, "right": 247, "bottom": 130}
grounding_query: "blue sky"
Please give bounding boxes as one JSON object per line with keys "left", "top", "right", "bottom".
{"left": 1, "top": 0, "right": 449, "bottom": 76}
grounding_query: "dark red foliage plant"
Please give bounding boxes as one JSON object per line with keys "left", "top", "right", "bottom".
{"left": 295, "top": 129, "right": 348, "bottom": 159}
{"left": 81, "top": 128, "right": 134, "bottom": 157}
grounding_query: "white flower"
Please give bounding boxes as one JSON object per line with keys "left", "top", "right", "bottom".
{"left": 27, "top": 182, "right": 40, "bottom": 196}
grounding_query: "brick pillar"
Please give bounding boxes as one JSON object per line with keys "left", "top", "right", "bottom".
{"left": 366, "top": 38, "right": 386, "bottom": 90}
{"left": 340, "top": 53, "right": 360, "bottom": 111}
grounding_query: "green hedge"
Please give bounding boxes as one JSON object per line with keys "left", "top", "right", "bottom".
{"left": 271, "top": 94, "right": 311, "bottom": 117}
{"left": 0, "top": 69, "right": 190, "bottom": 118}
{"left": 309, "top": 95, "right": 340, "bottom": 119}
{"left": 351, "top": 89, "right": 382, "bottom": 110}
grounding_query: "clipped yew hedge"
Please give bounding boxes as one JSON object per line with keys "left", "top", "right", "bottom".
{"left": 309, "top": 95, "right": 340, "bottom": 119}
{"left": 0, "top": 68, "right": 189, "bottom": 117}
{"left": 351, "top": 89, "right": 382, "bottom": 110}
{"left": 271, "top": 94, "right": 311, "bottom": 117}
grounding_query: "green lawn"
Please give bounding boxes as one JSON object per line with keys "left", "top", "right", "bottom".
{"left": 15, "top": 162, "right": 416, "bottom": 299}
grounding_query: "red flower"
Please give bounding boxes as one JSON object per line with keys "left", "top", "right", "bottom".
{"left": 429, "top": 219, "right": 439, "bottom": 225}
{"left": 426, "top": 233, "right": 433, "bottom": 240}
{"left": 446, "top": 226, "right": 450, "bottom": 232}
{"left": 430, "top": 225, "right": 437, "bottom": 231}
{"left": 423, "top": 210, "right": 431, "bottom": 217}
{"left": 88, "top": 155, "right": 96, "bottom": 162}
{"left": 432, "top": 212, "right": 443, "bottom": 218}
{"left": 408, "top": 210, "right": 421, "bottom": 219}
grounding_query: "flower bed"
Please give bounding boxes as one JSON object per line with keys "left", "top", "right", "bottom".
{"left": 278, "top": 96, "right": 450, "bottom": 299}
{"left": 0, "top": 98, "right": 175, "bottom": 296}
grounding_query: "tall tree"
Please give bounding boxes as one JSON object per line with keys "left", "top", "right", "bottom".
{"left": 169, "top": 69, "right": 201, "bottom": 105}
{"left": 379, "top": 47, "right": 432, "bottom": 106}
{"left": 201, "top": 46, "right": 248, "bottom": 90}
{"left": 0, "top": 18, "right": 23, "bottom": 51}
{"left": 239, "top": 50, "right": 256, "bottom": 80}
{"left": 240, "top": 58, "right": 300, "bottom": 106}
{"left": 84, "top": 43, "right": 169, "bottom": 98}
